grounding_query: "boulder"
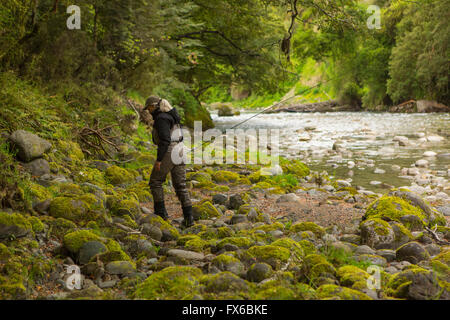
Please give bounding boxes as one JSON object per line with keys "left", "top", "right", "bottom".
{"left": 23, "top": 158, "right": 50, "bottom": 177}
{"left": 105, "top": 261, "right": 136, "bottom": 275}
{"left": 396, "top": 242, "right": 430, "bottom": 264}
{"left": 78, "top": 241, "right": 107, "bottom": 265}
{"left": 9, "top": 130, "right": 52, "bottom": 162}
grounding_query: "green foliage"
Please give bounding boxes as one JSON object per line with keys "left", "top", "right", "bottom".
{"left": 387, "top": 0, "right": 449, "bottom": 103}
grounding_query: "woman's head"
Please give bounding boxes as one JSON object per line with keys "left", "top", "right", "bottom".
{"left": 145, "top": 95, "right": 173, "bottom": 113}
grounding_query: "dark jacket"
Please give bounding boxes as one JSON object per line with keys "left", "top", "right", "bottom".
{"left": 151, "top": 107, "right": 182, "bottom": 161}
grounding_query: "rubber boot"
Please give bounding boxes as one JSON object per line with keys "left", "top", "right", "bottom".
{"left": 154, "top": 201, "right": 169, "bottom": 220}
{"left": 182, "top": 206, "right": 194, "bottom": 228}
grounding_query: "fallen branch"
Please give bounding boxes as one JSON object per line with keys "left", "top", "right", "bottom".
{"left": 425, "top": 226, "right": 450, "bottom": 245}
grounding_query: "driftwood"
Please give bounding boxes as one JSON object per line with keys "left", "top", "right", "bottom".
{"left": 425, "top": 226, "right": 450, "bottom": 246}
{"left": 77, "top": 122, "right": 120, "bottom": 158}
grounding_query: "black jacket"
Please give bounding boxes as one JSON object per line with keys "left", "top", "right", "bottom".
{"left": 151, "top": 107, "right": 182, "bottom": 161}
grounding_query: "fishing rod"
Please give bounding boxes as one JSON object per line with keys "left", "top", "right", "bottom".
{"left": 187, "top": 79, "right": 332, "bottom": 152}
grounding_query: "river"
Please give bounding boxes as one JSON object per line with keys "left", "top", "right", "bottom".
{"left": 212, "top": 111, "right": 450, "bottom": 195}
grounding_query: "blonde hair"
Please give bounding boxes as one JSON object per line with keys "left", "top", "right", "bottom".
{"left": 159, "top": 98, "right": 173, "bottom": 112}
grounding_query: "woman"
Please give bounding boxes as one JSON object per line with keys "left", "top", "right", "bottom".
{"left": 144, "top": 95, "right": 194, "bottom": 228}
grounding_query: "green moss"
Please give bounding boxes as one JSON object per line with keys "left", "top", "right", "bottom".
{"left": 58, "top": 183, "right": 84, "bottom": 196}
{"left": 316, "top": 284, "right": 372, "bottom": 300}
{"left": 185, "top": 238, "right": 208, "bottom": 252}
{"left": 253, "top": 222, "right": 284, "bottom": 233}
{"left": 111, "top": 199, "right": 140, "bottom": 217}
{"left": 0, "top": 243, "right": 11, "bottom": 261}
{"left": 254, "top": 286, "right": 297, "bottom": 300}
{"left": 431, "top": 250, "right": 450, "bottom": 276}
{"left": 27, "top": 182, "right": 52, "bottom": 202}
{"left": 298, "top": 240, "right": 317, "bottom": 256}
{"left": 337, "top": 265, "right": 370, "bottom": 290}
{"left": 290, "top": 222, "right": 325, "bottom": 238}
{"left": 280, "top": 158, "right": 310, "bottom": 178}
{"left": 304, "top": 254, "right": 336, "bottom": 279}
{"left": 251, "top": 181, "right": 285, "bottom": 194}
{"left": 56, "top": 140, "right": 85, "bottom": 163}
{"left": 28, "top": 216, "right": 45, "bottom": 233}
{"left": 126, "top": 182, "right": 152, "bottom": 202}
{"left": 365, "top": 196, "right": 428, "bottom": 229}
{"left": 193, "top": 201, "right": 221, "bottom": 220}
{"left": 386, "top": 266, "right": 430, "bottom": 298}
{"left": 0, "top": 212, "right": 33, "bottom": 238}
{"left": 75, "top": 167, "right": 106, "bottom": 186}
{"left": 100, "top": 239, "right": 133, "bottom": 264}
{"left": 134, "top": 266, "right": 202, "bottom": 299}
{"left": 48, "top": 196, "right": 98, "bottom": 223}
{"left": 43, "top": 217, "right": 77, "bottom": 239}
{"left": 247, "top": 245, "right": 291, "bottom": 269}
{"left": 217, "top": 227, "right": 235, "bottom": 239}
{"left": 0, "top": 278, "right": 27, "bottom": 300}
{"left": 200, "top": 272, "right": 248, "bottom": 296}
{"left": 148, "top": 215, "right": 180, "bottom": 239}
{"left": 212, "top": 170, "right": 240, "bottom": 183}
{"left": 212, "top": 254, "right": 240, "bottom": 267}
{"left": 217, "top": 237, "right": 253, "bottom": 249}
{"left": 63, "top": 230, "right": 101, "bottom": 253}
{"left": 105, "top": 165, "right": 136, "bottom": 186}
{"left": 271, "top": 238, "right": 304, "bottom": 258}
{"left": 186, "top": 172, "right": 214, "bottom": 188}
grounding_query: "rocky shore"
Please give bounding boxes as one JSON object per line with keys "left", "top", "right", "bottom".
{"left": 0, "top": 129, "right": 449, "bottom": 300}
{"left": 267, "top": 99, "right": 450, "bottom": 114}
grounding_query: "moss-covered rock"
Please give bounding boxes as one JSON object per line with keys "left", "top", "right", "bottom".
{"left": 0, "top": 212, "right": 33, "bottom": 239}
{"left": 290, "top": 222, "right": 325, "bottom": 238}
{"left": 134, "top": 266, "right": 203, "bottom": 299}
{"left": 28, "top": 216, "right": 45, "bottom": 233}
{"left": 105, "top": 165, "right": 136, "bottom": 186}
{"left": 271, "top": 238, "right": 304, "bottom": 259}
{"left": 303, "top": 254, "right": 336, "bottom": 281}
{"left": 298, "top": 240, "right": 317, "bottom": 256}
{"left": 185, "top": 237, "right": 209, "bottom": 252}
{"left": 280, "top": 158, "right": 310, "bottom": 179}
{"left": 217, "top": 237, "right": 254, "bottom": 249}
{"left": 63, "top": 230, "right": 102, "bottom": 253}
{"left": 246, "top": 245, "right": 291, "bottom": 270}
{"left": 365, "top": 195, "right": 445, "bottom": 230}
{"left": 111, "top": 199, "right": 140, "bottom": 217}
{"left": 201, "top": 271, "right": 249, "bottom": 297}
{"left": 212, "top": 254, "right": 245, "bottom": 275}
{"left": 146, "top": 215, "right": 180, "bottom": 240}
{"left": 360, "top": 218, "right": 395, "bottom": 249}
{"left": 212, "top": 170, "right": 240, "bottom": 183}
{"left": 186, "top": 172, "right": 214, "bottom": 188}
{"left": 126, "top": 182, "right": 152, "bottom": 202}
{"left": 48, "top": 196, "right": 99, "bottom": 223}
{"left": 254, "top": 286, "right": 297, "bottom": 300}
{"left": 316, "top": 284, "right": 372, "bottom": 300}
{"left": 386, "top": 266, "right": 445, "bottom": 299}
{"left": 56, "top": 140, "right": 84, "bottom": 163}
{"left": 192, "top": 201, "right": 221, "bottom": 220}
{"left": 42, "top": 217, "right": 77, "bottom": 239}
{"left": 431, "top": 249, "right": 450, "bottom": 276}
{"left": 336, "top": 265, "right": 370, "bottom": 290}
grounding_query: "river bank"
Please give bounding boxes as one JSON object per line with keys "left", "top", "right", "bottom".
{"left": 0, "top": 124, "right": 449, "bottom": 300}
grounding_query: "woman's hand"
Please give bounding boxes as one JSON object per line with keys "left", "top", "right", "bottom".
{"left": 154, "top": 161, "right": 161, "bottom": 171}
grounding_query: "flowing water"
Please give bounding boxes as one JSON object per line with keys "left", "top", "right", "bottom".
{"left": 212, "top": 111, "right": 450, "bottom": 192}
